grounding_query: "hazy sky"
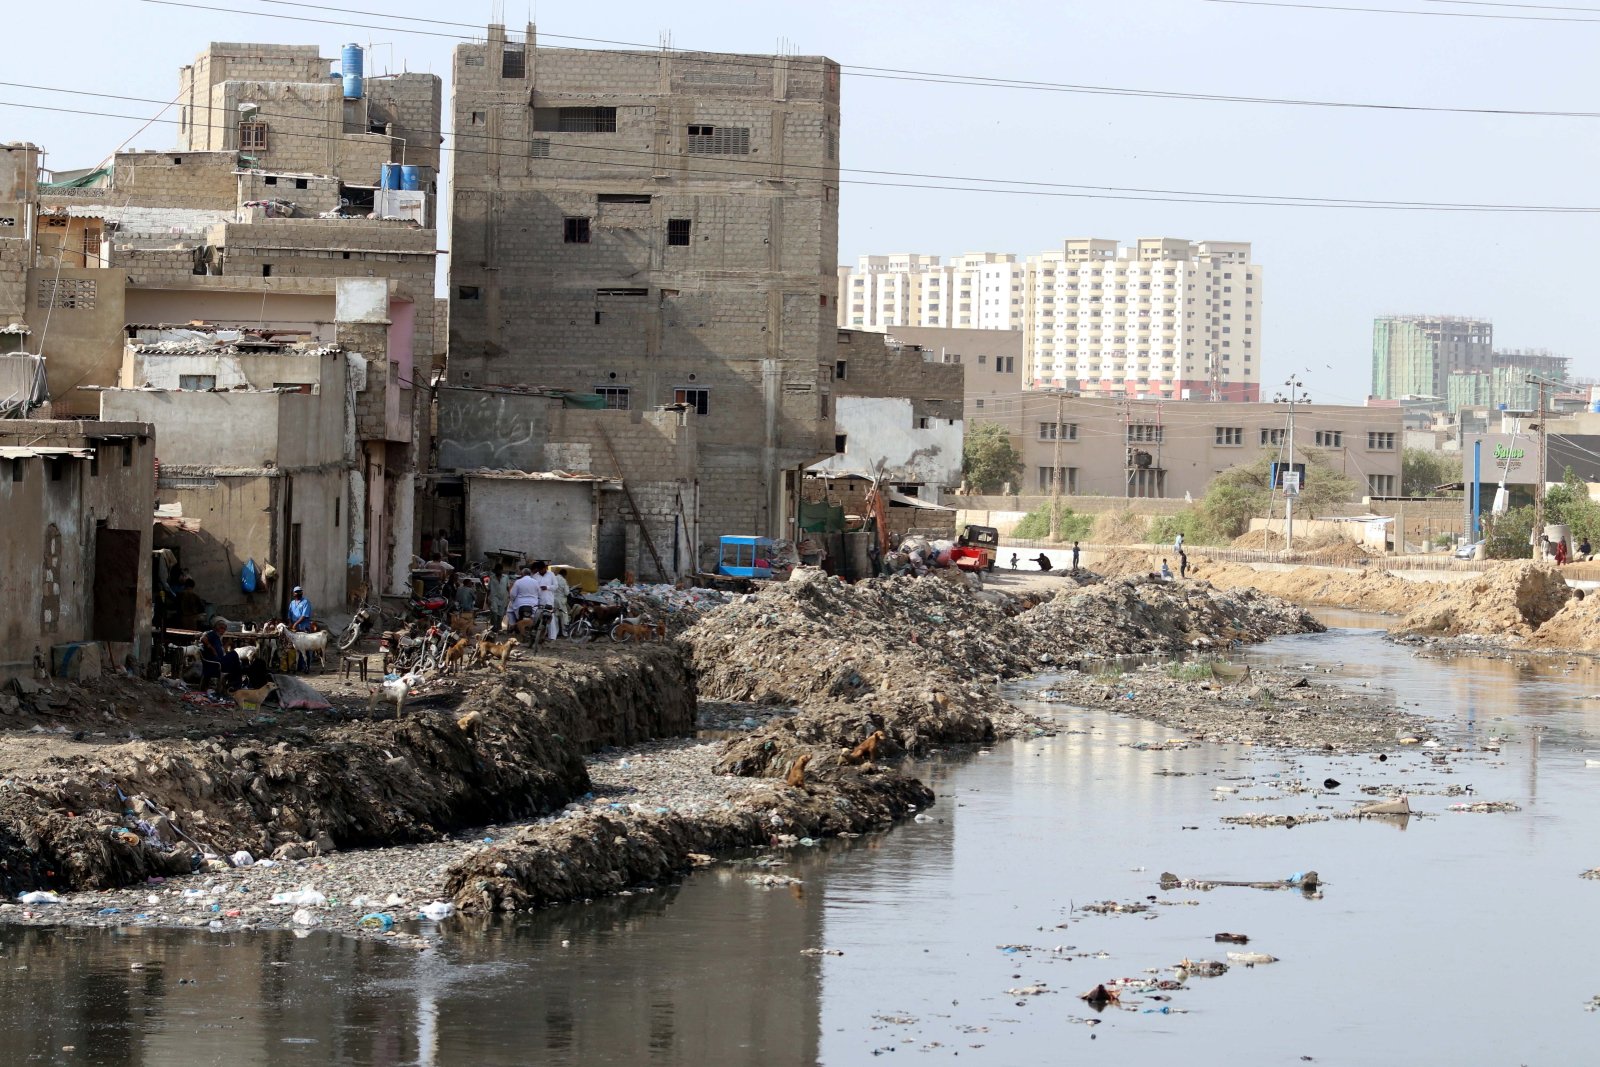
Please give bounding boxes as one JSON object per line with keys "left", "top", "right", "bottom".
{"left": 6, "top": 0, "right": 1596, "bottom": 404}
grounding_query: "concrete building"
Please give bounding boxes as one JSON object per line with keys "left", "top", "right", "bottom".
{"left": 838, "top": 239, "right": 1261, "bottom": 402}
{"left": 15, "top": 40, "right": 444, "bottom": 602}
{"left": 433, "top": 385, "right": 700, "bottom": 579}
{"left": 809, "top": 330, "right": 964, "bottom": 498}
{"left": 447, "top": 26, "right": 840, "bottom": 564}
{"left": 0, "top": 420, "right": 156, "bottom": 684}
{"left": 976, "top": 396, "right": 1403, "bottom": 500}
{"left": 1371, "top": 316, "right": 1493, "bottom": 400}
{"left": 837, "top": 253, "right": 1024, "bottom": 332}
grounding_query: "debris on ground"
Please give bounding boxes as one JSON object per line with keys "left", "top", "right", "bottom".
{"left": 1160, "top": 870, "right": 1322, "bottom": 892}
{"left": 1447, "top": 801, "right": 1522, "bottom": 814}
{"left": 1214, "top": 932, "right": 1250, "bottom": 944}
{"left": 1226, "top": 951, "right": 1279, "bottom": 966}
{"left": 1221, "top": 813, "right": 1329, "bottom": 827}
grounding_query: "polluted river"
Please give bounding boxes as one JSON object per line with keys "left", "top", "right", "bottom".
{"left": 5, "top": 609, "right": 1599, "bottom": 1065}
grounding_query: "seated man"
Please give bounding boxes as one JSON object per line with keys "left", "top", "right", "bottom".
{"left": 199, "top": 618, "right": 242, "bottom": 693}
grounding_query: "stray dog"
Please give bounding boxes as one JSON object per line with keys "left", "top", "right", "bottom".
{"left": 231, "top": 682, "right": 277, "bottom": 710}
{"left": 612, "top": 619, "right": 665, "bottom": 642}
{"left": 456, "top": 710, "right": 483, "bottom": 736}
{"left": 475, "top": 634, "right": 517, "bottom": 672}
{"left": 448, "top": 610, "right": 477, "bottom": 638}
{"left": 443, "top": 636, "right": 471, "bottom": 673}
{"left": 841, "top": 729, "right": 887, "bottom": 767}
{"left": 784, "top": 753, "right": 812, "bottom": 789}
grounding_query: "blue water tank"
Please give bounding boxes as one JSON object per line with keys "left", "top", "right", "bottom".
{"left": 399, "top": 165, "right": 422, "bottom": 191}
{"left": 341, "top": 43, "right": 364, "bottom": 100}
{"left": 1591, "top": 399, "right": 1600, "bottom": 413}
{"left": 380, "top": 162, "right": 401, "bottom": 190}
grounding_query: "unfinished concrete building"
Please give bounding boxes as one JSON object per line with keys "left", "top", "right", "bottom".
{"left": 15, "top": 41, "right": 444, "bottom": 608}
{"left": 447, "top": 26, "right": 840, "bottom": 567}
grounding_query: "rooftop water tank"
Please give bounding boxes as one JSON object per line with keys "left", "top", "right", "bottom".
{"left": 399, "top": 165, "right": 422, "bottom": 191}
{"left": 341, "top": 44, "right": 364, "bottom": 100}
{"left": 380, "top": 162, "right": 401, "bottom": 190}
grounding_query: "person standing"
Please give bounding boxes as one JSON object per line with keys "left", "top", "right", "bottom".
{"left": 488, "top": 562, "right": 511, "bottom": 632}
{"left": 436, "top": 529, "right": 452, "bottom": 562}
{"left": 1071, "top": 541, "right": 1081, "bottom": 574}
{"left": 1179, "top": 549, "right": 1189, "bottom": 579}
{"left": 532, "top": 561, "right": 560, "bottom": 642}
{"left": 287, "top": 587, "right": 313, "bottom": 632}
{"left": 1173, "top": 531, "right": 1184, "bottom": 555}
{"left": 550, "top": 566, "right": 572, "bottom": 636}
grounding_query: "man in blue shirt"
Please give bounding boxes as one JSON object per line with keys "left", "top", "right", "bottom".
{"left": 288, "top": 586, "right": 314, "bottom": 632}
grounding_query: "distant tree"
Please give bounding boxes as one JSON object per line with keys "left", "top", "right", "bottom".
{"left": 962, "top": 422, "right": 1023, "bottom": 494}
{"left": 1402, "top": 449, "right": 1461, "bottom": 497}
{"left": 1151, "top": 451, "right": 1359, "bottom": 543}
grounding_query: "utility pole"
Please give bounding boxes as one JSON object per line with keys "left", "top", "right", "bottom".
{"left": 1051, "top": 390, "right": 1064, "bottom": 539}
{"left": 1274, "top": 376, "right": 1308, "bottom": 551}
{"left": 1532, "top": 376, "right": 1548, "bottom": 561}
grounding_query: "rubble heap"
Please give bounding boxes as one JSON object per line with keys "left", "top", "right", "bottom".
{"left": 687, "top": 572, "right": 1322, "bottom": 777}
{"left": 446, "top": 766, "right": 933, "bottom": 913}
{"left": 1393, "top": 561, "right": 1571, "bottom": 638}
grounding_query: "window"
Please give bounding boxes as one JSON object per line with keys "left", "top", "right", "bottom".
{"left": 36, "top": 278, "right": 96, "bottom": 310}
{"left": 835, "top": 433, "right": 848, "bottom": 453}
{"left": 595, "top": 387, "right": 630, "bottom": 410}
{"left": 50, "top": 457, "right": 65, "bottom": 482}
{"left": 666, "top": 218, "right": 692, "bottom": 246}
{"left": 917, "top": 416, "right": 930, "bottom": 429}
{"left": 1369, "top": 474, "right": 1397, "bottom": 496}
{"left": 1260, "top": 427, "right": 1286, "bottom": 446}
{"left": 295, "top": 178, "right": 308, "bottom": 190}
{"left": 686, "top": 124, "right": 751, "bottom": 155}
{"left": 178, "top": 374, "right": 217, "bottom": 391}
{"left": 1037, "top": 466, "right": 1077, "bottom": 492}
{"left": 1038, "top": 422, "right": 1077, "bottom": 441}
{"left": 238, "top": 121, "right": 268, "bottom": 150}
{"left": 994, "top": 356, "right": 1015, "bottom": 374}
{"left": 1314, "top": 430, "right": 1343, "bottom": 448}
{"left": 457, "top": 286, "right": 481, "bottom": 301}
{"left": 1127, "top": 423, "right": 1163, "bottom": 444}
{"left": 530, "top": 138, "right": 551, "bottom": 158}
{"left": 502, "top": 46, "right": 526, "bottom": 78}
{"left": 470, "top": 111, "right": 486, "bottom": 126}
{"left": 1215, "top": 426, "right": 1242, "bottom": 446}
{"left": 563, "top": 217, "right": 591, "bottom": 243}
{"left": 975, "top": 399, "right": 985, "bottom": 410}
{"left": 1367, "top": 431, "right": 1397, "bottom": 451}
{"left": 674, "top": 387, "right": 709, "bottom": 415}
{"left": 261, "top": 264, "right": 272, "bottom": 278}
{"left": 534, "top": 107, "right": 618, "bottom": 133}
{"left": 597, "top": 193, "right": 652, "bottom": 205}
{"left": 834, "top": 359, "right": 848, "bottom": 381}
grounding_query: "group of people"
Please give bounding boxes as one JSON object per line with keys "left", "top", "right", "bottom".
{"left": 501, "top": 561, "right": 568, "bottom": 640}
{"left": 1012, "top": 541, "right": 1083, "bottom": 574}
{"left": 197, "top": 584, "right": 316, "bottom": 693}
{"left": 1540, "top": 534, "right": 1592, "bottom": 566}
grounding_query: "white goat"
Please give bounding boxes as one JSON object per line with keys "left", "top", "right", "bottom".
{"left": 274, "top": 623, "right": 331, "bottom": 670}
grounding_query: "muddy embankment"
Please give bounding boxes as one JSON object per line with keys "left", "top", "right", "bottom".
{"left": 1101, "top": 551, "right": 1600, "bottom": 652}
{"left": 0, "top": 648, "right": 694, "bottom": 899}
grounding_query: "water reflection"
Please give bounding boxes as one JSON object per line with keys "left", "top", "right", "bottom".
{"left": 6, "top": 624, "right": 1600, "bottom": 1064}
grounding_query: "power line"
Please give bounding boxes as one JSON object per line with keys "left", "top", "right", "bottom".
{"left": 7, "top": 84, "right": 1600, "bottom": 213}
{"left": 1204, "top": 0, "right": 1600, "bottom": 20}
{"left": 125, "top": 0, "right": 1600, "bottom": 119}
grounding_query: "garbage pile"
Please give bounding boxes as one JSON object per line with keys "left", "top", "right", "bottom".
{"left": 1392, "top": 561, "right": 1571, "bottom": 639}
{"left": 684, "top": 572, "right": 1324, "bottom": 777}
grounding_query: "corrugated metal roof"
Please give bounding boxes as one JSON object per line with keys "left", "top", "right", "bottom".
{"left": 0, "top": 446, "right": 93, "bottom": 459}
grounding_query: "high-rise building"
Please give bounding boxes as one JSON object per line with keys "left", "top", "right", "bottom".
{"left": 838, "top": 238, "right": 1262, "bottom": 401}
{"left": 1371, "top": 315, "right": 1493, "bottom": 400}
{"left": 448, "top": 26, "right": 840, "bottom": 559}
{"left": 837, "top": 253, "right": 1023, "bottom": 331}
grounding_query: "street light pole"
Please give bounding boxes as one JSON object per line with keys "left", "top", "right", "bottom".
{"left": 1275, "top": 376, "right": 1308, "bottom": 552}
{"left": 1051, "top": 390, "right": 1064, "bottom": 539}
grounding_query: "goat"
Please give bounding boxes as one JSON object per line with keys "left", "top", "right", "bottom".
{"left": 274, "top": 623, "right": 331, "bottom": 671}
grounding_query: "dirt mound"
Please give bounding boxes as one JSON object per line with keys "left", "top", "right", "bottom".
{"left": 1291, "top": 541, "right": 1377, "bottom": 567}
{"left": 1093, "top": 548, "right": 1162, "bottom": 578}
{"left": 1091, "top": 509, "right": 1149, "bottom": 544}
{"left": 1527, "top": 589, "right": 1600, "bottom": 650}
{"left": 1231, "top": 529, "right": 1278, "bottom": 549}
{"left": 1023, "top": 580, "right": 1323, "bottom": 657}
{"left": 1184, "top": 562, "right": 1436, "bottom": 615}
{"left": 1393, "top": 561, "right": 1571, "bottom": 638}
{"left": 0, "top": 647, "right": 694, "bottom": 895}
{"left": 446, "top": 768, "right": 934, "bottom": 913}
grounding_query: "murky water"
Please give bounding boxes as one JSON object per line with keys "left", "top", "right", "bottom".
{"left": 6, "top": 616, "right": 1600, "bottom": 1065}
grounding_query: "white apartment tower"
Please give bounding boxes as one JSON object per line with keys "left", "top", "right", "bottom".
{"left": 839, "top": 238, "right": 1262, "bottom": 401}
{"left": 837, "top": 253, "right": 1024, "bottom": 331}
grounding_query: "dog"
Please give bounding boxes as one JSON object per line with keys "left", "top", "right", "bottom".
{"left": 784, "top": 753, "right": 812, "bottom": 789}
{"left": 367, "top": 673, "right": 416, "bottom": 717}
{"left": 475, "top": 634, "right": 517, "bottom": 672}
{"left": 447, "top": 610, "right": 477, "bottom": 638}
{"left": 612, "top": 619, "right": 666, "bottom": 642}
{"left": 456, "top": 710, "right": 483, "bottom": 736}
{"left": 230, "top": 681, "right": 277, "bottom": 710}
{"left": 443, "top": 636, "right": 471, "bottom": 673}
{"left": 841, "top": 730, "right": 887, "bottom": 767}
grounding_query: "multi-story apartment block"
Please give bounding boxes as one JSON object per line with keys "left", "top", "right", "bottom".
{"left": 447, "top": 26, "right": 840, "bottom": 562}
{"left": 1371, "top": 315, "right": 1493, "bottom": 400}
{"left": 840, "top": 238, "right": 1261, "bottom": 401}
{"left": 837, "top": 253, "right": 1024, "bottom": 331}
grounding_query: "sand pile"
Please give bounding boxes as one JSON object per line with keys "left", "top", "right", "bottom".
{"left": 1528, "top": 590, "right": 1600, "bottom": 650}
{"left": 1393, "top": 561, "right": 1570, "bottom": 638}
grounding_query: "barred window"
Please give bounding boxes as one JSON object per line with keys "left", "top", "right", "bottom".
{"left": 37, "top": 278, "right": 96, "bottom": 310}
{"left": 529, "top": 138, "right": 550, "bottom": 158}
{"left": 595, "top": 387, "right": 630, "bottom": 410}
{"left": 686, "top": 124, "right": 751, "bottom": 155}
{"left": 238, "top": 122, "right": 268, "bottom": 151}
